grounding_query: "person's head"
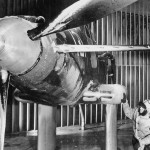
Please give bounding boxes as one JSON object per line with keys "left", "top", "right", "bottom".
{"left": 138, "top": 101, "right": 147, "bottom": 116}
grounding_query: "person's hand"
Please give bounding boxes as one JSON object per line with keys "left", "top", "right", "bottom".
{"left": 121, "top": 93, "right": 127, "bottom": 103}
{"left": 138, "top": 139, "right": 145, "bottom": 150}
{"left": 138, "top": 146, "right": 144, "bottom": 150}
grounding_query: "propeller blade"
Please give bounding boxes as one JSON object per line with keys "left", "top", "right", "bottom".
{"left": 53, "top": 44, "right": 150, "bottom": 53}
{"left": 28, "top": 0, "right": 137, "bottom": 40}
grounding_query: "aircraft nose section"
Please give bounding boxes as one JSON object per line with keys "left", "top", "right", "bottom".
{"left": 0, "top": 17, "right": 42, "bottom": 75}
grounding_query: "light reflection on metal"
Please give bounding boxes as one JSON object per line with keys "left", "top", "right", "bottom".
{"left": 54, "top": 44, "right": 150, "bottom": 53}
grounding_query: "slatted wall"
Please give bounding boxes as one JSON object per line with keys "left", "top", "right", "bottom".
{"left": 2, "top": 0, "right": 150, "bottom": 133}
{"left": 56, "top": 1, "right": 150, "bottom": 127}
{"left": 90, "top": 2, "right": 150, "bottom": 121}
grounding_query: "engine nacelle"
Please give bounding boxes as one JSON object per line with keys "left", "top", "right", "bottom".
{"left": 0, "top": 16, "right": 94, "bottom": 106}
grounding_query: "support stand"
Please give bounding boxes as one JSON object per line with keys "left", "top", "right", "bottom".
{"left": 38, "top": 104, "right": 57, "bottom": 150}
{"left": 0, "top": 70, "right": 9, "bottom": 150}
{"left": 79, "top": 104, "right": 85, "bottom": 130}
{"left": 105, "top": 104, "right": 117, "bottom": 150}
{"left": 0, "top": 91, "right": 7, "bottom": 150}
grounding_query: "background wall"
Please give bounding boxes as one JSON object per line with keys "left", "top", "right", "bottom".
{"left": 1, "top": 0, "right": 150, "bottom": 133}
{"left": 92, "top": 6, "right": 150, "bottom": 121}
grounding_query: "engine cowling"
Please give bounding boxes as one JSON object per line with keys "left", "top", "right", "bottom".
{"left": 0, "top": 16, "right": 93, "bottom": 106}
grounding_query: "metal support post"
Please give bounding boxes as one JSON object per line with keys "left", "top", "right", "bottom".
{"left": 38, "top": 104, "right": 57, "bottom": 150}
{"left": 79, "top": 104, "right": 85, "bottom": 130}
{"left": 106, "top": 104, "right": 117, "bottom": 150}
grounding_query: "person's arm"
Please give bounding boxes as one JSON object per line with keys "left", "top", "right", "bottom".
{"left": 139, "top": 135, "right": 150, "bottom": 146}
{"left": 122, "top": 100, "right": 136, "bottom": 119}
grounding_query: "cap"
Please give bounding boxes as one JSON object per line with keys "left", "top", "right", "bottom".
{"left": 143, "top": 99, "right": 150, "bottom": 110}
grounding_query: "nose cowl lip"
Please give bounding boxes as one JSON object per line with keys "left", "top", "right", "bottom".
{"left": 0, "top": 36, "right": 5, "bottom": 52}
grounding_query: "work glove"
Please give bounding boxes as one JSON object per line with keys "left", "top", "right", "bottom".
{"left": 138, "top": 139, "right": 145, "bottom": 150}
{"left": 121, "top": 93, "right": 127, "bottom": 103}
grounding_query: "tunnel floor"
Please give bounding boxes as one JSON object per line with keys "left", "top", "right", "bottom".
{"left": 4, "top": 120, "right": 134, "bottom": 150}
